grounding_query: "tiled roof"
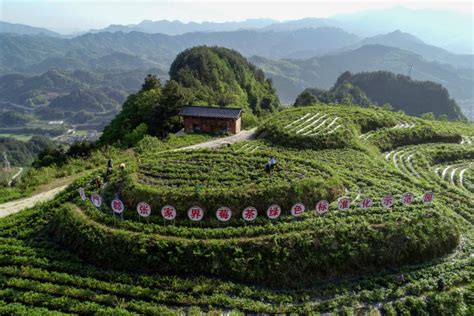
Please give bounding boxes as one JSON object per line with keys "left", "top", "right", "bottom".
{"left": 179, "top": 106, "right": 242, "bottom": 119}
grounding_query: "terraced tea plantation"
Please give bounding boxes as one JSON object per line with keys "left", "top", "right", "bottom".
{"left": 1, "top": 104, "right": 473, "bottom": 314}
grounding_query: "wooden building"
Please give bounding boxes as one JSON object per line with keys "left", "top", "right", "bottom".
{"left": 179, "top": 106, "right": 242, "bottom": 134}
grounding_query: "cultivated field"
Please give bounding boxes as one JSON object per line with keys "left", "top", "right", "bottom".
{"left": 1, "top": 105, "right": 473, "bottom": 314}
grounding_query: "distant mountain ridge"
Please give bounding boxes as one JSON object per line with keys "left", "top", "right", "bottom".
{"left": 0, "top": 21, "right": 61, "bottom": 37}
{"left": 88, "top": 18, "right": 278, "bottom": 35}
{"left": 1, "top": 29, "right": 472, "bottom": 119}
{"left": 2, "top": 6, "right": 471, "bottom": 54}
{"left": 2, "top": 25, "right": 471, "bottom": 78}
{"left": 352, "top": 30, "right": 473, "bottom": 69}
{"left": 82, "top": 7, "right": 472, "bottom": 54}
{"left": 250, "top": 44, "right": 474, "bottom": 108}
{"left": 1, "top": 19, "right": 472, "bottom": 120}
{"left": 331, "top": 7, "right": 473, "bottom": 54}
{"left": 0, "top": 27, "right": 360, "bottom": 75}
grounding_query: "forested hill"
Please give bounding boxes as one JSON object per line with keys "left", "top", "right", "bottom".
{"left": 0, "top": 136, "right": 54, "bottom": 166}
{"left": 169, "top": 46, "right": 280, "bottom": 114}
{"left": 0, "top": 68, "right": 167, "bottom": 130}
{"left": 295, "top": 71, "right": 465, "bottom": 120}
{"left": 100, "top": 46, "right": 280, "bottom": 146}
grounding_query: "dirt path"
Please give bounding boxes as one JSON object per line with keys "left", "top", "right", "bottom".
{"left": 0, "top": 173, "right": 85, "bottom": 218}
{"left": 173, "top": 128, "right": 257, "bottom": 151}
{"left": 0, "top": 184, "right": 68, "bottom": 218}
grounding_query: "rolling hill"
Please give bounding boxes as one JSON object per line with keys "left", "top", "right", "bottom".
{"left": 100, "top": 46, "right": 280, "bottom": 146}
{"left": 351, "top": 30, "right": 473, "bottom": 69}
{"left": 0, "top": 104, "right": 472, "bottom": 313}
{"left": 0, "top": 68, "right": 167, "bottom": 129}
{"left": 295, "top": 71, "right": 465, "bottom": 120}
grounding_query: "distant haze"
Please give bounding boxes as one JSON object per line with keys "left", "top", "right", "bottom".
{"left": 1, "top": 1, "right": 472, "bottom": 32}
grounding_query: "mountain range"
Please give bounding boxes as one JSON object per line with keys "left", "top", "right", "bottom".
{"left": 88, "top": 18, "right": 278, "bottom": 35}
{"left": 0, "top": 21, "right": 61, "bottom": 37}
{"left": 1, "top": 27, "right": 472, "bottom": 73}
{"left": 0, "top": 16, "right": 472, "bottom": 120}
{"left": 0, "top": 27, "right": 362, "bottom": 75}
{"left": 2, "top": 7, "right": 472, "bottom": 53}
{"left": 251, "top": 45, "right": 474, "bottom": 104}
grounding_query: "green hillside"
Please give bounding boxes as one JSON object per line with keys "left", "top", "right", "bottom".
{"left": 1, "top": 104, "right": 473, "bottom": 313}
{"left": 100, "top": 46, "right": 280, "bottom": 146}
{"left": 294, "top": 71, "right": 466, "bottom": 120}
{"left": 340, "top": 71, "right": 465, "bottom": 120}
{"left": 250, "top": 45, "right": 474, "bottom": 117}
{"left": 169, "top": 46, "right": 280, "bottom": 114}
{"left": 0, "top": 136, "right": 53, "bottom": 167}
{"left": 0, "top": 68, "right": 167, "bottom": 128}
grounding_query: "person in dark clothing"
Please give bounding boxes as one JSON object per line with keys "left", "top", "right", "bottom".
{"left": 437, "top": 277, "right": 445, "bottom": 291}
{"left": 265, "top": 162, "right": 271, "bottom": 173}
{"left": 104, "top": 159, "right": 113, "bottom": 181}
{"left": 270, "top": 157, "right": 276, "bottom": 167}
{"left": 265, "top": 157, "right": 277, "bottom": 173}
{"left": 398, "top": 274, "right": 406, "bottom": 284}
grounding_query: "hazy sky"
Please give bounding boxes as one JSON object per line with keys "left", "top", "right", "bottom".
{"left": 1, "top": 0, "right": 473, "bottom": 33}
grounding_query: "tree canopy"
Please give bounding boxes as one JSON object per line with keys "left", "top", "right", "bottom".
{"left": 100, "top": 46, "right": 281, "bottom": 147}
{"left": 295, "top": 71, "right": 466, "bottom": 120}
{"left": 169, "top": 46, "right": 280, "bottom": 115}
{"left": 295, "top": 83, "right": 371, "bottom": 107}
{"left": 0, "top": 136, "right": 54, "bottom": 167}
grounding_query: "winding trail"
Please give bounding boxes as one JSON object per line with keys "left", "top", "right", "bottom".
{"left": 0, "top": 185, "right": 68, "bottom": 218}
{"left": 7, "top": 167, "right": 23, "bottom": 187}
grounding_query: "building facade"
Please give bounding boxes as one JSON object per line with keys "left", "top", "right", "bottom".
{"left": 180, "top": 106, "right": 242, "bottom": 134}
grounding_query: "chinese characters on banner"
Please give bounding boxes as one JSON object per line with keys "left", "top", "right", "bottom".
{"left": 81, "top": 188, "right": 435, "bottom": 222}
{"left": 315, "top": 200, "right": 329, "bottom": 214}
{"left": 137, "top": 202, "right": 151, "bottom": 217}
{"left": 216, "top": 206, "right": 232, "bottom": 222}
{"left": 291, "top": 203, "right": 305, "bottom": 216}
{"left": 360, "top": 197, "right": 373, "bottom": 210}
{"left": 242, "top": 207, "right": 258, "bottom": 221}
{"left": 90, "top": 193, "right": 102, "bottom": 208}
{"left": 188, "top": 206, "right": 204, "bottom": 221}
{"left": 337, "top": 197, "right": 351, "bottom": 211}
{"left": 401, "top": 192, "right": 414, "bottom": 205}
{"left": 111, "top": 198, "right": 124, "bottom": 214}
{"left": 422, "top": 192, "right": 434, "bottom": 204}
{"left": 161, "top": 205, "right": 177, "bottom": 220}
{"left": 381, "top": 195, "right": 394, "bottom": 208}
{"left": 266, "top": 204, "right": 281, "bottom": 219}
